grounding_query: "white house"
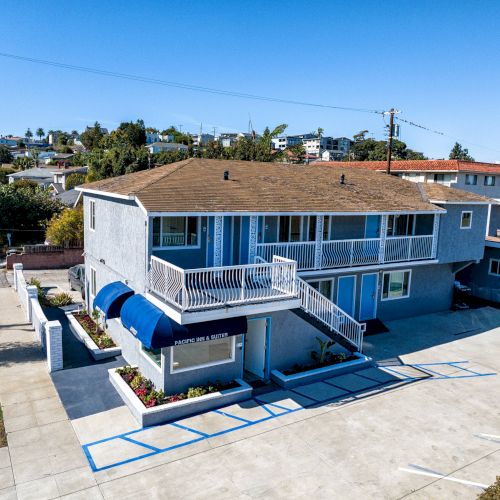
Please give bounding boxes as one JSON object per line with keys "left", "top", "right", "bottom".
{"left": 146, "top": 142, "right": 188, "bottom": 154}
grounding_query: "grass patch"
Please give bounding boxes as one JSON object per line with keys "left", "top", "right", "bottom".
{"left": 0, "top": 404, "right": 7, "bottom": 448}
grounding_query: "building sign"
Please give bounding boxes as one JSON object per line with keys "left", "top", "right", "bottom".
{"left": 174, "top": 332, "right": 231, "bottom": 345}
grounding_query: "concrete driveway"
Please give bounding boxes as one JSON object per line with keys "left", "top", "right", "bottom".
{"left": 53, "top": 306, "right": 500, "bottom": 499}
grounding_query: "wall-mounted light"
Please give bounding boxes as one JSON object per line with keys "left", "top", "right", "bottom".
{"left": 99, "top": 258, "right": 105, "bottom": 264}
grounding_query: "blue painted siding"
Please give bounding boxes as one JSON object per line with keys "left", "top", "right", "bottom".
{"left": 460, "top": 246, "right": 500, "bottom": 302}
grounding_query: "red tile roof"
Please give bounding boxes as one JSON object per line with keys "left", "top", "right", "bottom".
{"left": 314, "top": 160, "right": 500, "bottom": 174}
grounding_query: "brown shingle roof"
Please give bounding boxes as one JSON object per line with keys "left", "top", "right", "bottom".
{"left": 419, "top": 182, "right": 491, "bottom": 203}
{"left": 315, "top": 159, "right": 500, "bottom": 173}
{"left": 80, "top": 158, "right": 448, "bottom": 213}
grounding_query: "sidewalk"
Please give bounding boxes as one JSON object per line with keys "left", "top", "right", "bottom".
{"left": 0, "top": 286, "right": 100, "bottom": 500}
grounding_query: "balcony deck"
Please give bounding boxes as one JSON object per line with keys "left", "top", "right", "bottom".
{"left": 146, "top": 256, "right": 301, "bottom": 324}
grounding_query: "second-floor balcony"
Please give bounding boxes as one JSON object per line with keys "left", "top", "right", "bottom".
{"left": 146, "top": 255, "right": 300, "bottom": 323}
{"left": 256, "top": 234, "right": 435, "bottom": 271}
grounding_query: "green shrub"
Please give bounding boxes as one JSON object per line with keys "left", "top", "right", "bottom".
{"left": 479, "top": 476, "right": 500, "bottom": 499}
{"left": 187, "top": 386, "right": 208, "bottom": 398}
{"left": 48, "top": 292, "right": 73, "bottom": 307}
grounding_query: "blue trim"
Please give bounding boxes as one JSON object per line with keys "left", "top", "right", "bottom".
{"left": 213, "top": 409, "right": 251, "bottom": 424}
{"left": 120, "top": 436, "right": 161, "bottom": 452}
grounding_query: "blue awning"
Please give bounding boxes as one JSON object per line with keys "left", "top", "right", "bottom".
{"left": 120, "top": 295, "right": 247, "bottom": 350}
{"left": 93, "top": 281, "right": 134, "bottom": 319}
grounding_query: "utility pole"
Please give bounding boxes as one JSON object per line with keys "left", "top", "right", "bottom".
{"left": 385, "top": 108, "right": 399, "bottom": 174}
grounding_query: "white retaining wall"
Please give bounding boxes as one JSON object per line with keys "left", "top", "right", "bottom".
{"left": 12, "top": 263, "right": 63, "bottom": 372}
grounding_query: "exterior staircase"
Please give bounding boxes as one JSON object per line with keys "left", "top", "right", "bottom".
{"left": 294, "top": 277, "right": 365, "bottom": 353}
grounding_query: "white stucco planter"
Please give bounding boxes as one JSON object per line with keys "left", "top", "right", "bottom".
{"left": 66, "top": 312, "right": 121, "bottom": 361}
{"left": 109, "top": 367, "right": 253, "bottom": 427}
{"left": 271, "top": 353, "right": 373, "bottom": 389}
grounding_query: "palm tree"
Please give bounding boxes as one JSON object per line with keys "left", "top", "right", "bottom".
{"left": 25, "top": 128, "right": 33, "bottom": 142}
{"left": 36, "top": 128, "right": 44, "bottom": 141}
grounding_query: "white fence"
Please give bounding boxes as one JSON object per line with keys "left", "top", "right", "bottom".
{"left": 147, "top": 255, "right": 298, "bottom": 311}
{"left": 12, "top": 263, "right": 63, "bottom": 372}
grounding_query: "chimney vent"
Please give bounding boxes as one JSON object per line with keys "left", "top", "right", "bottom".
{"left": 223, "top": 170, "right": 229, "bottom": 181}
{"left": 340, "top": 174, "right": 345, "bottom": 185}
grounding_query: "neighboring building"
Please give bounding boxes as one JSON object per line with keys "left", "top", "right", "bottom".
{"left": 55, "top": 189, "right": 81, "bottom": 208}
{"left": 7, "top": 167, "right": 53, "bottom": 187}
{"left": 51, "top": 166, "right": 88, "bottom": 190}
{"left": 77, "top": 159, "right": 489, "bottom": 393}
{"left": 145, "top": 131, "right": 161, "bottom": 144}
{"left": 190, "top": 133, "right": 215, "bottom": 147}
{"left": 51, "top": 152, "right": 74, "bottom": 168}
{"left": 271, "top": 134, "right": 311, "bottom": 151}
{"left": 218, "top": 132, "right": 256, "bottom": 148}
{"left": 146, "top": 142, "right": 188, "bottom": 154}
{"left": 303, "top": 136, "right": 351, "bottom": 158}
{"left": 0, "top": 136, "right": 22, "bottom": 147}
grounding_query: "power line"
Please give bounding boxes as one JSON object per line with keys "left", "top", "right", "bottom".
{"left": 0, "top": 52, "right": 383, "bottom": 115}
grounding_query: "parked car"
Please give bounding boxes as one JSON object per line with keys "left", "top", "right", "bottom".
{"left": 68, "top": 264, "right": 85, "bottom": 299}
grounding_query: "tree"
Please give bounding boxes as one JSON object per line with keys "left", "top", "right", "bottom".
{"left": 449, "top": 142, "right": 474, "bottom": 161}
{"left": 353, "top": 130, "right": 369, "bottom": 142}
{"left": 36, "top": 128, "right": 44, "bottom": 141}
{"left": 25, "top": 128, "right": 33, "bottom": 142}
{"left": 46, "top": 207, "right": 83, "bottom": 245}
{"left": 80, "top": 122, "right": 105, "bottom": 150}
{"left": 317, "top": 127, "right": 324, "bottom": 138}
{"left": 13, "top": 157, "right": 35, "bottom": 170}
{"left": 0, "top": 146, "right": 13, "bottom": 164}
{"left": 0, "top": 184, "right": 62, "bottom": 240}
{"left": 0, "top": 166, "right": 16, "bottom": 185}
{"left": 65, "top": 173, "right": 86, "bottom": 190}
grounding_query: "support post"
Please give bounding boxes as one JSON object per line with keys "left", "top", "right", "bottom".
{"left": 314, "top": 216, "right": 324, "bottom": 270}
{"left": 46, "top": 320, "right": 63, "bottom": 372}
{"left": 26, "top": 285, "right": 38, "bottom": 323}
{"left": 13, "top": 263, "right": 23, "bottom": 291}
{"left": 431, "top": 214, "right": 440, "bottom": 258}
{"left": 213, "top": 215, "right": 223, "bottom": 267}
{"left": 248, "top": 215, "right": 258, "bottom": 263}
{"left": 379, "top": 215, "right": 388, "bottom": 263}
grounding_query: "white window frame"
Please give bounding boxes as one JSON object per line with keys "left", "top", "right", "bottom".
{"left": 460, "top": 211, "right": 473, "bottom": 229}
{"left": 484, "top": 175, "right": 496, "bottom": 187}
{"left": 381, "top": 269, "right": 412, "bottom": 301}
{"left": 152, "top": 216, "right": 201, "bottom": 249}
{"left": 489, "top": 258, "right": 500, "bottom": 277}
{"left": 89, "top": 266, "right": 97, "bottom": 298}
{"left": 89, "top": 200, "right": 96, "bottom": 231}
{"left": 141, "top": 345, "right": 162, "bottom": 371}
{"left": 169, "top": 336, "right": 236, "bottom": 374}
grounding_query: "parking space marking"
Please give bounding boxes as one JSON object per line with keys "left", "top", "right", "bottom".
{"left": 81, "top": 361, "right": 497, "bottom": 472}
{"left": 399, "top": 466, "right": 488, "bottom": 489}
{"left": 475, "top": 433, "right": 500, "bottom": 443}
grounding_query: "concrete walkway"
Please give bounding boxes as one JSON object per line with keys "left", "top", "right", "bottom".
{"left": 0, "top": 287, "right": 100, "bottom": 500}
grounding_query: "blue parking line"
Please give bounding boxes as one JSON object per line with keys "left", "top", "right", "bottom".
{"left": 82, "top": 360, "right": 497, "bottom": 472}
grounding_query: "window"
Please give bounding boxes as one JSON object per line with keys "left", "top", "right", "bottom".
{"left": 278, "top": 216, "right": 302, "bottom": 242}
{"left": 308, "top": 279, "right": 334, "bottom": 300}
{"left": 489, "top": 259, "right": 500, "bottom": 276}
{"left": 142, "top": 346, "right": 161, "bottom": 368}
{"left": 152, "top": 216, "right": 199, "bottom": 247}
{"left": 460, "top": 211, "right": 472, "bottom": 229}
{"left": 171, "top": 337, "right": 235, "bottom": 373}
{"left": 382, "top": 270, "right": 411, "bottom": 300}
{"left": 323, "top": 215, "right": 331, "bottom": 240}
{"left": 465, "top": 174, "right": 477, "bottom": 185}
{"left": 89, "top": 200, "right": 95, "bottom": 230}
{"left": 90, "top": 267, "right": 96, "bottom": 297}
{"left": 387, "top": 214, "right": 415, "bottom": 236}
{"left": 484, "top": 176, "right": 496, "bottom": 186}
{"left": 433, "top": 174, "right": 445, "bottom": 183}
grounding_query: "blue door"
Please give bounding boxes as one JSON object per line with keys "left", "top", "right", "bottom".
{"left": 360, "top": 273, "right": 378, "bottom": 320}
{"left": 365, "top": 216, "right": 380, "bottom": 238}
{"left": 337, "top": 276, "right": 356, "bottom": 317}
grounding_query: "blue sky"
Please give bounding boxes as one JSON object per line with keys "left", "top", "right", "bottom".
{"left": 1, "top": 0, "right": 499, "bottom": 161}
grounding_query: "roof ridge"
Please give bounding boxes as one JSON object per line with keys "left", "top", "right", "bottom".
{"left": 415, "top": 182, "right": 429, "bottom": 202}
{"left": 134, "top": 158, "right": 195, "bottom": 194}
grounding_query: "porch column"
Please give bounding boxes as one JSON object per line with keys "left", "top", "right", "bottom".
{"left": 314, "top": 215, "right": 324, "bottom": 270}
{"left": 431, "top": 214, "right": 440, "bottom": 258}
{"left": 248, "top": 215, "right": 258, "bottom": 264}
{"left": 213, "top": 215, "right": 223, "bottom": 267}
{"left": 378, "top": 215, "right": 388, "bottom": 263}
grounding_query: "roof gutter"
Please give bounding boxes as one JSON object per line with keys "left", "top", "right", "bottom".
{"left": 75, "top": 187, "right": 135, "bottom": 201}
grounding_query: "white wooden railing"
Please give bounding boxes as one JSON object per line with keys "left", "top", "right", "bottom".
{"left": 257, "top": 235, "right": 434, "bottom": 271}
{"left": 296, "top": 278, "right": 364, "bottom": 351}
{"left": 147, "top": 255, "right": 297, "bottom": 311}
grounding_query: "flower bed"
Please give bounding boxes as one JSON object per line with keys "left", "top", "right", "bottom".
{"left": 117, "top": 366, "right": 239, "bottom": 408}
{"left": 66, "top": 312, "right": 121, "bottom": 360}
{"left": 282, "top": 352, "right": 358, "bottom": 376}
{"left": 271, "top": 352, "right": 373, "bottom": 389}
{"left": 109, "top": 366, "right": 253, "bottom": 427}
{"left": 73, "top": 312, "right": 115, "bottom": 349}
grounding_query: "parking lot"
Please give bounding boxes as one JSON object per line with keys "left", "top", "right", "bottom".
{"left": 4, "top": 269, "right": 500, "bottom": 498}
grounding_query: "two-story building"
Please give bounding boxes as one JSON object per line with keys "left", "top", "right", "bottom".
{"left": 77, "top": 159, "right": 489, "bottom": 393}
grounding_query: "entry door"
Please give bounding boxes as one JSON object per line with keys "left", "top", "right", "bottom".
{"left": 337, "top": 276, "right": 356, "bottom": 317}
{"left": 244, "top": 318, "right": 268, "bottom": 379}
{"left": 365, "top": 215, "right": 380, "bottom": 238}
{"left": 360, "top": 273, "right": 378, "bottom": 320}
